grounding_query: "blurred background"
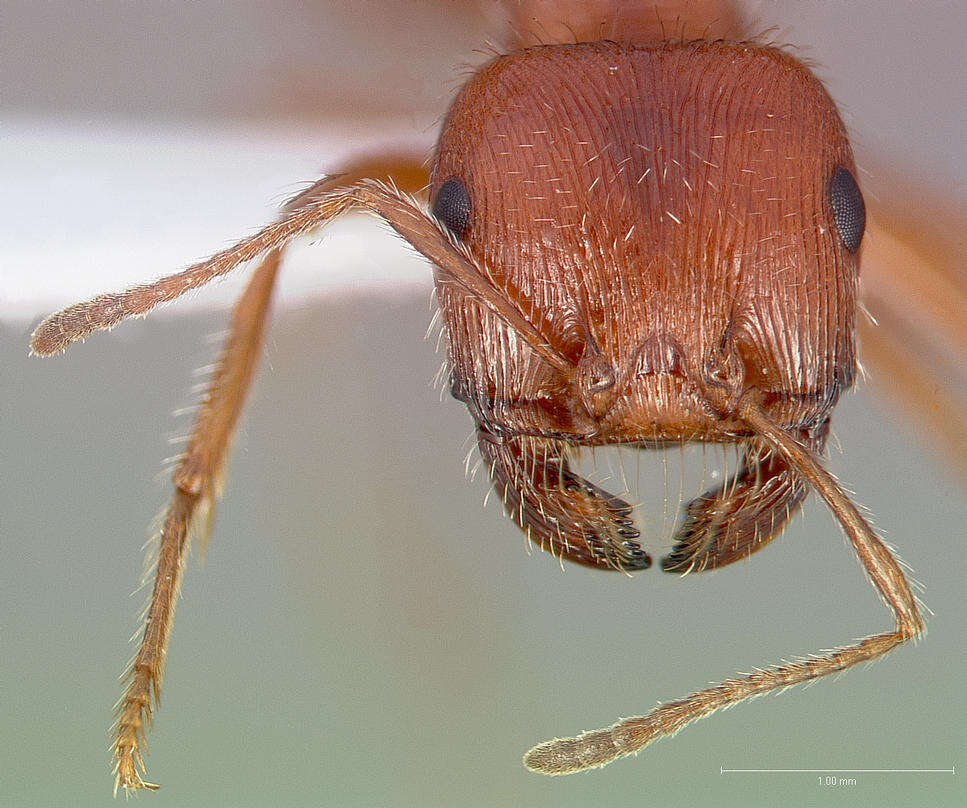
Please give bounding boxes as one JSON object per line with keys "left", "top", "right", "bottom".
{"left": 3, "top": 2, "right": 965, "bottom": 806}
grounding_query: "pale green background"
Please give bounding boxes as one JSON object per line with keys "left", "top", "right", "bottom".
{"left": 3, "top": 2, "right": 964, "bottom": 806}
{"left": 5, "top": 295, "right": 964, "bottom": 806}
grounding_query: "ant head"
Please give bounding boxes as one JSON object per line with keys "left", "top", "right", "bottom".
{"left": 430, "top": 40, "right": 862, "bottom": 439}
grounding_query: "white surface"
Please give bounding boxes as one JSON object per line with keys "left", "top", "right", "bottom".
{"left": 5, "top": 5, "right": 965, "bottom": 806}
{"left": 2, "top": 118, "right": 434, "bottom": 319}
{"left": 3, "top": 1, "right": 965, "bottom": 324}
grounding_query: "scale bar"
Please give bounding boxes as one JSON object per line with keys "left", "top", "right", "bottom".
{"left": 721, "top": 767, "right": 954, "bottom": 774}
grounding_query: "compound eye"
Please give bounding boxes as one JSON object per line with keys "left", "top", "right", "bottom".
{"left": 828, "top": 166, "right": 865, "bottom": 252}
{"left": 432, "top": 177, "right": 472, "bottom": 239}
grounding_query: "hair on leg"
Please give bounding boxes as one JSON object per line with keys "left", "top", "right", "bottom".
{"left": 113, "top": 248, "right": 281, "bottom": 793}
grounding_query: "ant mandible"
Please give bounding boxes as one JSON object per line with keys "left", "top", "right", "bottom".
{"left": 31, "top": 0, "right": 932, "bottom": 793}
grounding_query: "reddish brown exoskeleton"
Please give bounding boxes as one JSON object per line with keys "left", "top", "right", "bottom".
{"left": 31, "top": 1, "right": 930, "bottom": 793}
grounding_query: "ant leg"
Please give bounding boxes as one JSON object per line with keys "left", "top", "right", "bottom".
{"left": 862, "top": 214, "right": 967, "bottom": 364}
{"left": 859, "top": 316, "right": 967, "bottom": 478}
{"left": 109, "top": 158, "right": 431, "bottom": 792}
{"left": 524, "top": 394, "right": 922, "bottom": 775}
{"left": 662, "top": 421, "right": 828, "bottom": 573}
{"left": 476, "top": 426, "right": 650, "bottom": 571}
{"left": 860, "top": 210, "right": 967, "bottom": 476}
{"left": 285, "top": 150, "right": 429, "bottom": 204}
{"left": 113, "top": 248, "right": 281, "bottom": 793}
